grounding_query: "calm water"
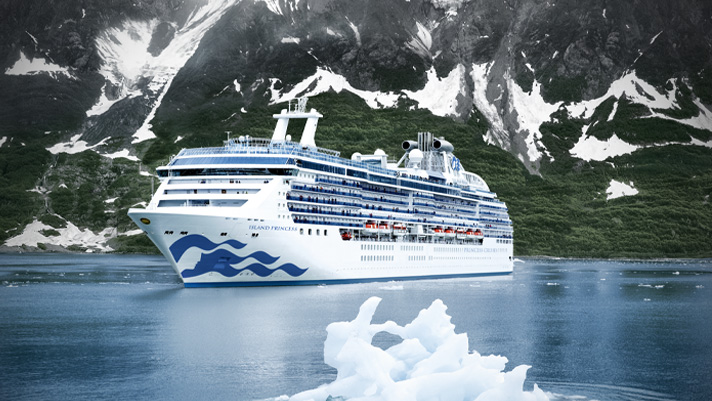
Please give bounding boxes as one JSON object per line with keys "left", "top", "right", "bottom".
{"left": 0, "top": 254, "right": 710, "bottom": 401}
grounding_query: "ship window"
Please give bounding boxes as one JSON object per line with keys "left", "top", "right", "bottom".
{"left": 308, "top": 229, "right": 312, "bottom": 235}
{"left": 180, "top": 231, "right": 188, "bottom": 235}
{"left": 324, "top": 230, "right": 327, "bottom": 236}
{"left": 300, "top": 228, "right": 304, "bottom": 235}
{"left": 221, "top": 189, "right": 226, "bottom": 194}
{"left": 316, "top": 229, "right": 320, "bottom": 236}
{"left": 220, "top": 232, "right": 227, "bottom": 236}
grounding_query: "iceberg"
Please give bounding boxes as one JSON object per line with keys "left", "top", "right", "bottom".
{"left": 288, "top": 297, "right": 548, "bottom": 401}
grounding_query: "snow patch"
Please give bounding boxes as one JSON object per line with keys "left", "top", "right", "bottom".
{"left": 570, "top": 133, "right": 640, "bottom": 161}
{"left": 95, "top": 19, "right": 157, "bottom": 91}
{"left": 403, "top": 65, "right": 466, "bottom": 118}
{"left": 258, "top": 0, "right": 283, "bottom": 15}
{"left": 288, "top": 297, "right": 549, "bottom": 401}
{"left": 650, "top": 31, "right": 663, "bottom": 45}
{"left": 233, "top": 79, "right": 241, "bottom": 94}
{"left": 689, "top": 136, "right": 712, "bottom": 148}
{"left": 99, "top": 149, "right": 139, "bottom": 161}
{"left": 567, "top": 71, "right": 677, "bottom": 120}
{"left": 607, "top": 99, "right": 618, "bottom": 121}
{"left": 270, "top": 67, "right": 399, "bottom": 109}
{"left": 26, "top": 31, "right": 38, "bottom": 46}
{"left": 86, "top": 83, "right": 122, "bottom": 117}
{"left": 406, "top": 22, "right": 432, "bottom": 57}
{"left": 5, "top": 51, "right": 71, "bottom": 78}
{"left": 47, "top": 134, "right": 109, "bottom": 155}
{"left": 506, "top": 72, "right": 562, "bottom": 161}
{"left": 0, "top": 137, "right": 7, "bottom": 147}
{"left": 606, "top": 180, "right": 638, "bottom": 200}
{"left": 281, "top": 36, "right": 300, "bottom": 44}
{"left": 4, "top": 219, "right": 115, "bottom": 252}
{"left": 651, "top": 98, "right": 712, "bottom": 132}
{"left": 346, "top": 17, "right": 361, "bottom": 46}
{"left": 430, "top": 0, "right": 466, "bottom": 12}
{"left": 93, "top": 0, "right": 237, "bottom": 138}
{"left": 471, "top": 62, "right": 508, "bottom": 149}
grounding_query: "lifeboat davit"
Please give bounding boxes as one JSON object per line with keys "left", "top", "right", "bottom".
{"left": 433, "top": 227, "right": 444, "bottom": 237}
{"left": 393, "top": 224, "right": 407, "bottom": 236}
{"left": 473, "top": 229, "right": 484, "bottom": 240}
{"left": 456, "top": 228, "right": 467, "bottom": 240}
{"left": 444, "top": 227, "right": 455, "bottom": 238}
{"left": 377, "top": 222, "right": 390, "bottom": 234}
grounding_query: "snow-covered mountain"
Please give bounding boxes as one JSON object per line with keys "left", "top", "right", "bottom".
{"left": 1, "top": 0, "right": 711, "bottom": 253}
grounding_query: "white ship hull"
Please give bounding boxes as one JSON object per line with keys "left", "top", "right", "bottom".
{"left": 128, "top": 208, "right": 512, "bottom": 287}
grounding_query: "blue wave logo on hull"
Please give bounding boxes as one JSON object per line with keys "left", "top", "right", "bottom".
{"left": 169, "top": 235, "right": 247, "bottom": 262}
{"left": 168, "top": 234, "right": 307, "bottom": 279}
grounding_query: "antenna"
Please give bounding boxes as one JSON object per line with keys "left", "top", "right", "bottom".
{"left": 297, "top": 97, "right": 308, "bottom": 113}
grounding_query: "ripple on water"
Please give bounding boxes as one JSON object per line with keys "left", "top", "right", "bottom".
{"left": 541, "top": 381, "right": 676, "bottom": 401}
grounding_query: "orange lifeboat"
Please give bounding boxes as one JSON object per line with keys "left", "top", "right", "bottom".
{"left": 393, "top": 223, "right": 407, "bottom": 236}
{"left": 473, "top": 229, "right": 484, "bottom": 240}
{"left": 465, "top": 229, "right": 476, "bottom": 240}
{"left": 444, "top": 227, "right": 455, "bottom": 238}
{"left": 433, "top": 227, "right": 444, "bottom": 237}
{"left": 363, "top": 221, "right": 378, "bottom": 235}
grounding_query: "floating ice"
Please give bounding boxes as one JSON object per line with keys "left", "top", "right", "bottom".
{"left": 288, "top": 297, "right": 548, "bottom": 401}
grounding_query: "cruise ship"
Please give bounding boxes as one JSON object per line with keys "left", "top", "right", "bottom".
{"left": 128, "top": 98, "right": 513, "bottom": 287}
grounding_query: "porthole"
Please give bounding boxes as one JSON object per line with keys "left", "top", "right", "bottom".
{"left": 140, "top": 217, "right": 151, "bottom": 225}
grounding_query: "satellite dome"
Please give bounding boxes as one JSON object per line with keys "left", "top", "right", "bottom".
{"left": 409, "top": 149, "right": 424, "bottom": 162}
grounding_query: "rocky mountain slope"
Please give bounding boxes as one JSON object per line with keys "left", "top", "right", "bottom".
{"left": 1, "top": 0, "right": 711, "bottom": 256}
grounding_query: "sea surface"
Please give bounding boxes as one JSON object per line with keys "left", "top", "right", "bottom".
{"left": 0, "top": 254, "right": 710, "bottom": 401}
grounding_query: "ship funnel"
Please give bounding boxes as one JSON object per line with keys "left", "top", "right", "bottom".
{"left": 271, "top": 97, "right": 322, "bottom": 147}
{"left": 433, "top": 138, "right": 454, "bottom": 152}
{"left": 300, "top": 110, "right": 321, "bottom": 148}
{"left": 402, "top": 140, "right": 418, "bottom": 151}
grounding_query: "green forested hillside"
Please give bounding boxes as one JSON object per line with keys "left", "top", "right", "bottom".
{"left": 2, "top": 92, "right": 711, "bottom": 257}
{"left": 140, "top": 92, "right": 712, "bottom": 257}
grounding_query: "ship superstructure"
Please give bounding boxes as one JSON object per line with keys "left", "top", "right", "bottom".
{"left": 128, "top": 98, "right": 513, "bottom": 286}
